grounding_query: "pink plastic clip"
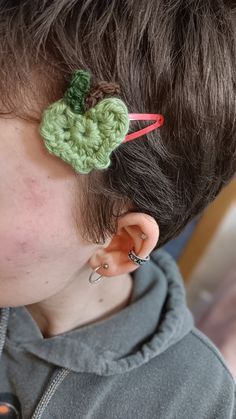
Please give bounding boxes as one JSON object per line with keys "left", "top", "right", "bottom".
{"left": 123, "top": 114, "right": 164, "bottom": 142}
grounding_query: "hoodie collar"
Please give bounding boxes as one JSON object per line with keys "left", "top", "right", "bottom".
{"left": 2, "top": 249, "right": 193, "bottom": 376}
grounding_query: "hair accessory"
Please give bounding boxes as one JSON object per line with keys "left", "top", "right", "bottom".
{"left": 128, "top": 248, "right": 150, "bottom": 266}
{"left": 40, "top": 69, "right": 164, "bottom": 174}
{"left": 124, "top": 114, "right": 164, "bottom": 142}
{"left": 89, "top": 263, "right": 109, "bottom": 284}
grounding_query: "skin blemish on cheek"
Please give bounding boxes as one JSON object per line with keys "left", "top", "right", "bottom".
{"left": 22, "top": 176, "right": 49, "bottom": 210}
{"left": 39, "top": 255, "right": 49, "bottom": 261}
{"left": 17, "top": 240, "right": 32, "bottom": 254}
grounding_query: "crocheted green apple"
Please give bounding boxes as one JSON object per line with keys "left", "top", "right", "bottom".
{"left": 39, "top": 70, "right": 129, "bottom": 174}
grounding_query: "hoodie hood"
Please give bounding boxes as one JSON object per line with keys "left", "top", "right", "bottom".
{"left": 0, "top": 249, "right": 193, "bottom": 377}
{"left": 1, "top": 250, "right": 236, "bottom": 419}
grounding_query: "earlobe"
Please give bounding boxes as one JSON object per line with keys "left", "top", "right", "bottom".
{"left": 89, "top": 212, "right": 159, "bottom": 278}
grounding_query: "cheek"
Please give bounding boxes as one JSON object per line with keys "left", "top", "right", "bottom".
{"left": 0, "top": 222, "right": 47, "bottom": 276}
{"left": 0, "top": 219, "right": 68, "bottom": 307}
{"left": 0, "top": 170, "right": 89, "bottom": 306}
{"left": 0, "top": 175, "right": 68, "bottom": 271}
{"left": 0, "top": 224, "right": 47, "bottom": 306}
{"left": 0, "top": 185, "right": 59, "bottom": 277}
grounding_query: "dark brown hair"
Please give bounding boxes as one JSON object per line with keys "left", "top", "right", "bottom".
{"left": 0, "top": 0, "right": 236, "bottom": 247}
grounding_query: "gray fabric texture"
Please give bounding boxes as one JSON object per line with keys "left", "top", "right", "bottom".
{"left": 0, "top": 249, "right": 235, "bottom": 418}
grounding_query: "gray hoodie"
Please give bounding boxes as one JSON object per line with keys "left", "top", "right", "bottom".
{"left": 0, "top": 249, "right": 235, "bottom": 419}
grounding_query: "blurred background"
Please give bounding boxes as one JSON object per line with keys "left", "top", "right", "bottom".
{"left": 163, "top": 176, "right": 236, "bottom": 378}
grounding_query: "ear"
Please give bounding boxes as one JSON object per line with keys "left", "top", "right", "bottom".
{"left": 89, "top": 212, "right": 159, "bottom": 277}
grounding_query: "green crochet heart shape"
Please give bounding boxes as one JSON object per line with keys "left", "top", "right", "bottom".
{"left": 40, "top": 97, "right": 129, "bottom": 174}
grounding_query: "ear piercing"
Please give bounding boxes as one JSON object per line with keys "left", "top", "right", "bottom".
{"left": 140, "top": 232, "right": 147, "bottom": 240}
{"left": 89, "top": 263, "right": 109, "bottom": 284}
{"left": 90, "top": 231, "right": 148, "bottom": 284}
{"left": 128, "top": 248, "right": 150, "bottom": 266}
{"left": 95, "top": 232, "right": 147, "bottom": 245}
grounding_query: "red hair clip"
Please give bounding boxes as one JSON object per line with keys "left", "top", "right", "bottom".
{"left": 123, "top": 114, "right": 164, "bottom": 142}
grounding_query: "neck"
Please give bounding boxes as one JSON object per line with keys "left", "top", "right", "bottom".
{"left": 26, "top": 269, "right": 134, "bottom": 338}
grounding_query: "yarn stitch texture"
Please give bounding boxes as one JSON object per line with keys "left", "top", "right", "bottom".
{"left": 40, "top": 70, "right": 129, "bottom": 174}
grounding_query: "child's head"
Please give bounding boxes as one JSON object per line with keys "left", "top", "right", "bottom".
{"left": 0, "top": 1, "right": 235, "bottom": 307}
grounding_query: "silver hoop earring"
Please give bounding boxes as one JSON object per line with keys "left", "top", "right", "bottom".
{"left": 88, "top": 263, "right": 109, "bottom": 284}
{"left": 128, "top": 248, "right": 150, "bottom": 266}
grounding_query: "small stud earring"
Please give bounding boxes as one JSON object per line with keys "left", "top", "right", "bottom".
{"left": 140, "top": 232, "right": 147, "bottom": 240}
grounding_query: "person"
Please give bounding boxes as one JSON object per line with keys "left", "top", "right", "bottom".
{"left": 0, "top": 1, "right": 235, "bottom": 418}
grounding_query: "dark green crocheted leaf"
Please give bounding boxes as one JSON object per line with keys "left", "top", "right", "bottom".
{"left": 63, "top": 70, "right": 91, "bottom": 114}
